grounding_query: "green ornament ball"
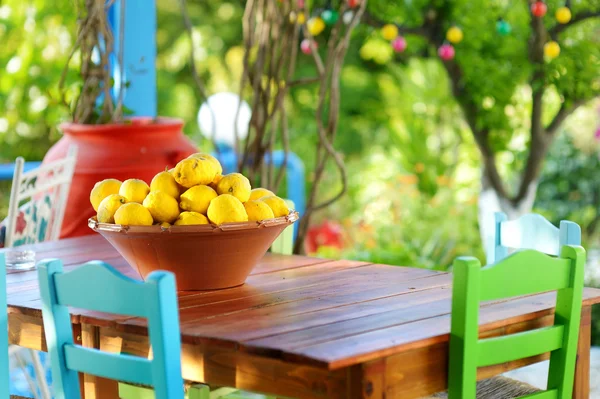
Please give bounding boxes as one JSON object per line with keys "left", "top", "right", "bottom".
{"left": 496, "top": 19, "right": 512, "bottom": 36}
{"left": 321, "top": 9, "right": 339, "bottom": 25}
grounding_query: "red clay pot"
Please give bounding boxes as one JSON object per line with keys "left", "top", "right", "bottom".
{"left": 43, "top": 117, "right": 198, "bottom": 239}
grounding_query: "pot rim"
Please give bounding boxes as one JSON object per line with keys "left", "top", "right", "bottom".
{"left": 88, "top": 210, "right": 299, "bottom": 235}
{"left": 59, "top": 117, "right": 184, "bottom": 134}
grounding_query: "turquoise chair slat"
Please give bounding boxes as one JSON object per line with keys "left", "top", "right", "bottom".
{"left": 479, "top": 250, "right": 572, "bottom": 301}
{"left": 477, "top": 326, "right": 564, "bottom": 367}
{"left": 38, "top": 259, "right": 184, "bottom": 399}
{"left": 1, "top": 253, "right": 9, "bottom": 399}
{"left": 487, "top": 212, "right": 581, "bottom": 264}
{"left": 53, "top": 260, "right": 151, "bottom": 317}
{"left": 64, "top": 345, "right": 153, "bottom": 386}
{"left": 448, "top": 245, "right": 585, "bottom": 399}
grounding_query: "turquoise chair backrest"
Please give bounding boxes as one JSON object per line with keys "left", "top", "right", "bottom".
{"left": 38, "top": 260, "right": 184, "bottom": 399}
{"left": 1, "top": 253, "right": 8, "bottom": 399}
{"left": 449, "top": 246, "right": 585, "bottom": 398}
{"left": 487, "top": 212, "right": 581, "bottom": 264}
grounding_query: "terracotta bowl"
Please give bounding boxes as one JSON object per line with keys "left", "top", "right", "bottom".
{"left": 88, "top": 211, "right": 299, "bottom": 290}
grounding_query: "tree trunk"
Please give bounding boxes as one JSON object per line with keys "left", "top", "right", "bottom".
{"left": 478, "top": 171, "right": 538, "bottom": 263}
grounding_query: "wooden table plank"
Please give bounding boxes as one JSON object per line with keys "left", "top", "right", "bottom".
{"left": 6, "top": 235, "right": 600, "bottom": 399}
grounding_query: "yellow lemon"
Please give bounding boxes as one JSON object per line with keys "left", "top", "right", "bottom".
{"left": 174, "top": 211, "right": 209, "bottom": 226}
{"left": 180, "top": 185, "right": 217, "bottom": 214}
{"left": 381, "top": 24, "right": 398, "bottom": 41}
{"left": 216, "top": 173, "right": 251, "bottom": 203}
{"left": 174, "top": 158, "right": 217, "bottom": 188}
{"left": 169, "top": 168, "right": 188, "bottom": 194}
{"left": 248, "top": 188, "right": 275, "bottom": 202}
{"left": 555, "top": 7, "right": 571, "bottom": 24}
{"left": 114, "top": 203, "right": 153, "bottom": 226}
{"left": 544, "top": 41, "right": 560, "bottom": 59}
{"left": 207, "top": 194, "right": 248, "bottom": 225}
{"left": 159, "top": 222, "right": 171, "bottom": 228}
{"left": 260, "top": 195, "right": 289, "bottom": 217}
{"left": 97, "top": 194, "right": 127, "bottom": 224}
{"left": 244, "top": 200, "right": 275, "bottom": 222}
{"left": 90, "top": 179, "right": 122, "bottom": 211}
{"left": 143, "top": 191, "right": 180, "bottom": 224}
{"left": 209, "top": 174, "right": 223, "bottom": 191}
{"left": 119, "top": 179, "right": 150, "bottom": 203}
{"left": 150, "top": 169, "right": 180, "bottom": 199}
{"left": 446, "top": 26, "right": 463, "bottom": 44}
{"left": 187, "top": 153, "right": 223, "bottom": 175}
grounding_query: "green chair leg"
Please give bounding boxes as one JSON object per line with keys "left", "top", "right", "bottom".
{"left": 188, "top": 384, "right": 210, "bottom": 399}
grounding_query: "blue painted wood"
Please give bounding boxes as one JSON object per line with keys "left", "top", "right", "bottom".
{"left": 488, "top": 212, "right": 581, "bottom": 264}
{"left": 108, "top": 0, "right": 157, "bottom": 117}
{"left": 38, "top": 260, "right": 184, "bottom": 399}
{"left": 0, "top": 162, "right": 42, "bottom": 181}
{"left": 53, "top": 260, "right": 151, "bottom": 318}
{"left": 0, "top": 253, "right": 9, "bottom": 399}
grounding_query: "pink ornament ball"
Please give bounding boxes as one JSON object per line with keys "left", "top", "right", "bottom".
{"left": 438, "top": 44, "right": 455, "bottom": 61}
{"left": 297, "top": 0, "right": 305, "bottom": 8}
{"left": 301, "top": 39, "right": 316, "bottom": 55}
{"left": 392, "top": 36, "right": 407, "bottom": 53}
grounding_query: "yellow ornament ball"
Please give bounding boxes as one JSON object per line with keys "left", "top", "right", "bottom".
{"left": 446, "top": 26, "right": 463, "bottom": 44}
{"left": 544, "top": 41, "right": 561, "bottom": 59}
{"left": 555, "top": 7, "right": 571, "bottom": 24}
{"left": 307, "top": 17, "right": 325, "bottom": 36}
{"left": 381, "top": 24, "right": 398, "bottom": 41}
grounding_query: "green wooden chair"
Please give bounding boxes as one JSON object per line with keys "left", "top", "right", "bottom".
{"left": 441, "top": 246, "right": 585, "bottom": 399}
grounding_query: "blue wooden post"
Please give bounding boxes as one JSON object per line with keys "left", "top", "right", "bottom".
{"left": 108, "top": 0, "right": 157, "bottom": 117}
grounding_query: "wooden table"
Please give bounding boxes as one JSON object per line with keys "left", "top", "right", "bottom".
{"left": 5, "top": 235, "right": 600, "bottom": 399}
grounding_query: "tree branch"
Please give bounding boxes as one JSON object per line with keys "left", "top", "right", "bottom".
{"left": 549, "top": 10, "right": 600, "bottom": 37}
{"left": 546, "top": 99, "right": 586, "bottom": 135}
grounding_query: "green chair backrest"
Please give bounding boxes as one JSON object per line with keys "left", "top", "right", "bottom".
{"left": 270, "top": 199, "right": 295, "bottom": 255}
{"left": 448, "top": 246, "right": 585, "bottom": 399}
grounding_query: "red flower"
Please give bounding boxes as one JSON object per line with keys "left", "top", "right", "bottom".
{"left": 305, "top": 221, "right": 345, "bottom": 254}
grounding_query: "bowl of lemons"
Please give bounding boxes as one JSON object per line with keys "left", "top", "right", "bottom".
{"left": 88, "top": 153, "right": 299, "bottom": 290}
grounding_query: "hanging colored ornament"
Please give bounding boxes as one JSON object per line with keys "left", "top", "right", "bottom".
{"left": 496, "top": 19, "right": 512, "bottom": 35}
{"left": 348, "top": 0, "right": 360, "bottom": 8}
{"left": 531, "top": 1, "right": 547, "bottom": 17}
{"left": 321, "top": 9, "right": 339, "bottom": 25}
{"left": 307, "top": 17, "right": 326, "bottom": 36}
{"left": 555, "top": 7, "right": 571, "bottom": 24}
{"left": 544, "top": 41, "right": 560, "bottom": 59}
{"left": 446, "top": 26, "right": 463, "bottom": 44}
{"left": 381, "top": 24, "right": 399, "bottom": 41}
{"left": 290, "top": 12, "right": 306, "bottom": 24}
{"left": 438, "top": 43, "right": 455, "bottom": 61}
{"left": 343, "top": 11, "right": 354, "bottom": 25}
{"left": 392, "top": 36, "right": 407, "bottom": 53}
{"left": 301, "top": 39, "right": 317, "bottom": 55}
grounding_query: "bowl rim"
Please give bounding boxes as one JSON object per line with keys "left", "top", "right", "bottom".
{"left": 88, "top": 210, "right": 299, "bottom": 234}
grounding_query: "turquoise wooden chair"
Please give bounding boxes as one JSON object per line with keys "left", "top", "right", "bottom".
{"left": 447, "top": 246, "right": 585, "bottom": 398}
{"left": 487, "top": 212, "right": 581, "bottom": 264}
{"left": 37, "top": 260, "right": 185, "bottom": 399}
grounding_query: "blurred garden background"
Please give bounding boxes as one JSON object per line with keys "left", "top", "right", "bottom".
{"left": 1, "top": 0, "right": 600, "bottom": 331}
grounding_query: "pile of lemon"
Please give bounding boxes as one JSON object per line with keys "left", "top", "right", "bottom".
{"left": 89, "top": 153, "right": 289, "bottom": 226}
